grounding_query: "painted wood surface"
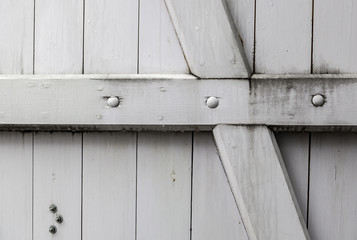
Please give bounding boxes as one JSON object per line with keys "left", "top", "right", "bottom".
{"left": 255, "top": 0, "right": 312, "bottom": 73}
{"left": 137, "top": 132, "right": 192, "bottom": 240}
{"left": 226, "top": 0, "right": 255, "bottom": 70}
{"left": 83, "top": 132, "right": 136, "bottom": 240}
{"left": 275, "top": 132, "right": 310, "bottom": 223}
{"left": 309, "top": 133, "right": 357, "bottom": 239}
{"left": 192, "top": 132, "right": 249, "bottom": 240}
{"left": 213, "top": 125, "right": 310, "bottom": 240}
{"left": 0, "top": 0, "right": 33, "bottom": 73}
{"left": 33, "top": 133, "right": 81, "bottom": 240}
{"left": 164, "top": 0, "right": 251, "bottom": 78}
{"left": 313, "top": 0, "right": 357, "bottom": 73}
{"left": 35, "top": 0, "right": 83, "bottom": 73}
{"left": 139, "top": 0, "right": 188, "bottom": 74}
{"left": 0, "top": 132, "right": 32, "bottom": 240}
{"left": 84, "top": 0, "right": 138, "bottom": 73}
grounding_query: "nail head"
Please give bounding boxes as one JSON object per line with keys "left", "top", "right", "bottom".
{"left": 206, "top": 96, "right": 219, "bottom": 108}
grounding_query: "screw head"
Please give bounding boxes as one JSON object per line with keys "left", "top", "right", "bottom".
{"left": 206, "top": 96, "right": 219, "bottom": 108}
{"left": 312, "top": 94, "right": 325, "bottom": 107}
{"left": 107, "top": 96, "right": 120, "bottom": 107}
{"left": 49, "top": 204, "right": 57, "bottom": 213}
{"left": 49, "top": 225, "right": 57, "bottom": 234}
{"left": 55, "top": 215, "right": 63, "bottom": 224}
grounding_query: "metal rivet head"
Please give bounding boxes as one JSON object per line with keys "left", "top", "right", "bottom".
{"left": 206, "top": 96, "right": 219, "bottom": 108}
{"left": 49, "top": 204, "right": 57, "bottom": 213}
{"left": 107, "top": 96, "right": 120, "bottom": 108}
{"left": 55, "top": 215, "right": 63, "bottom": 224}
{"left": 312, "top": 94, "right": 325, "bottom": 107}
{"left": 49, "top": 225, "right": 57, "bottom": 234}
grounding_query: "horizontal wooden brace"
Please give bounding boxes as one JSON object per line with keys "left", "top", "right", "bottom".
{"left": 0, "top": 74, "right": 356, "bottom": 131}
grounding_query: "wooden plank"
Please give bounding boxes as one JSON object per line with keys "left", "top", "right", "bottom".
{"left": 35, "top": 0, "right": 83, "bottom": 73}
{"left": 313, "top": 0, "right": 357, "bottom": 73}
{"left": 213, "top": 125, "right": 310, "bottom": 240}
{"left": 33, "top": 133, "right": 81, "bottom": 240}
{"left": 164, "top": 0, "right": 251, "bottom": 78}
{"left": 0, "top": 75, "right": 249, "bottom": 130}
{"left": 255, "top": 0, "right": 312, "bottom": 73}
{"left": 0, "top": 132, "right": 32, "bottom": 240}
{"left": 226, "top": 0, "right": 255, "bottom": 70}
{"left": 275, "top": 132, "right": 310, "bottom": 222}
{"left": 83, "top": 132, "right": 136, "bottom": 240}
{"left": 137, "top": 132, "right": 191, "bottom": 240}
{"left": 192, "top": 132, "right": 249, "bottom": 240}
{"left": 309, "top": 133, "right": 357, "bottom": 239}
{"left": 0, "top": 0, "right": 33, "bottom": 73}
{"left": 84, "top": 0, "right": 138, "bottom": 73}
{"left": 139, "top": 0, "right": 188, "bottom": 74}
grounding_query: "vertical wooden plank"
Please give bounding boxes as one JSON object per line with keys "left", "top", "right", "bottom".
{"left": 313, "top": 0, "right": 357, "bottom": 73}
{"left": 309, "top": 133, "right": 357, "bottom": 240}
{"left": 83, "top": 132, "right": 136, "bottom": 240}
{"left": 192, "top": 132, "right": 249, "bottom": 240}
{"left": 137, "top": 132, "right": 191, "bottom": 240}
{"left": 213, "top": 125, "right": 310, "bottom": 240}
{"left": 226, "top": 0, "right": 255, "bottom": 70}
{"left": 139, "top": 0, "right": 189, "bottom": 74}
{"left": 275, "top": 132, "right": 309, "bottom": 223}
{"left": 35, "top": 0, "right": 83, "bottom": 73}
{"left": 0, "top": 0, "right": 33, "bottom": 73}
{"left": 0, "top": 132, "right": 32, "bottom": 240}
{"left": 34, "top": 133, "right": 81, "bottom": 240}
{"left": 255, "top": 0, "right": 312, "bottom": 73}
{"left": 84, "top": 0, "right": 138, "bottom": 73}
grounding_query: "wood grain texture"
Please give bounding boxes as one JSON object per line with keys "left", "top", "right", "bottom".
{"left": 139, "top": 0, "right": 188, "bottom": 74}
{"left": 35, "top": 0, "right": 83, "bottom": 73}
{"left": 83, "top": 132, "right": 136, "bottom": 240}
{"left": 213, "top": 125, "right": 310, "bottom": 240}
{"left": 313, "top": 0, "right": 357, "bottom": 73}
{"left": 0, "top": 132, "right": 32, "bottom": 240}
{"left": 164, "top": 0, "right": 251, "bottom": 78}
{"left": 255, "top": 0, "right": 312, "bottom": 73}
{"left": 226, "top": 0, "right": 255, "bottom": 70}
{"left": 309, "top": 133, "right": 357, "bottom": 239}
{"left": 275, "top": 132, "right": 310, "bottom": 223}
{"left": 192, "top": 132, "right": 249, "bottom": 240}
{"left": 0, "top": 0, "right": 33, "bottom": 73}
{"left": 137, "top": 132, "right": 192, "bottom": 240}
{"left": 33, "top": 133, "right": 81, "bottom": 240}
{"left": 84, "top": 0, "right": 138, "bottom": 73}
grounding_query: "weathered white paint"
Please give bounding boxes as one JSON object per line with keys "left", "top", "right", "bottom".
{"left": 0, "top": 132, "right": 32, "bottom": 240}
{"left": 33, "top": 133, "right": 81, "bottom": 240}
{"left": 275, "top": 132, "right": 310, "bottom": 222}
{"left": 226, "top": 0, "right": 255, "bottom": 70}
{"left": 139, "top": 0, "right": 188, "bottom": 74}
{"left": 309, "top": 133, "right": 357, "bottom": 239}
{"left": 213, "top": 125, "right": 310, "bottom": 240}
{"left": 84, "top": 0, "right": 138, "bottom": 73}
{"left": 192, "top": 132, "right": 249, "bottom": 240}
{"left": 137, "top": 132, "right": 191, "bottom": 240}
{"left": 0, "top": 76, "right": 249, "bottom": 130}
{"left": 83, "top": 132, "right": 136, "bottom": 240}
{"left": 0, "top": 0, "right": 33, "bottom": 73}
{"left": 35, "top": 0, "right": 83, "bottom": 73}
{"left": 164, "top": 0, "right": 251, "bottom": 78}
{"left": 255, "top": 0, "right": 312, "bottom": 73}
{"left": 313, "top": 0, "right": 357, "bottom": 73}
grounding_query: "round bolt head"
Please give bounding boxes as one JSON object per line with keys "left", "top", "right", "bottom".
{"left": 312, "top": 94, "right": 325, "bottom": 107}
{"left": 49, "top": 225, "right": 57, "bottom": 234}
{"left": 49, "top": 204, "right": 57, "bottom": 213}
{"left": 107, "top": 96, "right": 120, "bottom": 107}
{"left": 55, "top": 215, "right": 63, "bottom": 224}
{"left": 206, "top": 96, "right": 219, "bottom": 108}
